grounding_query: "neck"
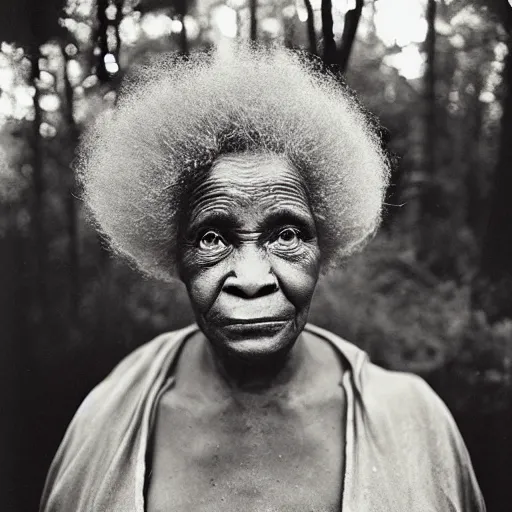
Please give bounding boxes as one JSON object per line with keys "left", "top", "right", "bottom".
{"left": 199, "top": 334, "right": 309, "bottom": 394}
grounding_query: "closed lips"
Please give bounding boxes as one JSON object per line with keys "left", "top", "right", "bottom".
{"left": 217, "top": 317, "right": 292, "bottom": 326}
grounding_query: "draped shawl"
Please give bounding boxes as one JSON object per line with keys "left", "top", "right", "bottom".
{"left": 40, "top": 324, "right": 485, "bottom": 512}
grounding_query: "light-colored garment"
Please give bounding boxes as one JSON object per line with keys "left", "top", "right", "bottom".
{"left": 40, "top": 324, "right": 486, "bottom": 512}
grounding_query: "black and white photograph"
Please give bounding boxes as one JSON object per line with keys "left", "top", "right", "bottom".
{"left": 0, "top": 0, "right": 511, "bottom": 510}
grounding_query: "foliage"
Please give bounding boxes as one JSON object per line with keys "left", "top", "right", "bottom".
{"left": 311, "top": 235, "right": 512, "bottom": 413}
{"left": 1, "top": 1, "right": 512, "bottom": 511}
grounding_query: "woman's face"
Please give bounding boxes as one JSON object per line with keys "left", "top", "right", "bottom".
{"left": 178, "top": 153, "right": 321, "bottom": 361}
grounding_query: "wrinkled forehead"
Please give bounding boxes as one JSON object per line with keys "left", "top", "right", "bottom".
{"left": 188, "top": 152, "right": 311, "bottom": 211}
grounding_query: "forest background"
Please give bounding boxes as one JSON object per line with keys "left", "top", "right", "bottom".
{"left": 0, "top": 0, "right": 511, "bottom": 510}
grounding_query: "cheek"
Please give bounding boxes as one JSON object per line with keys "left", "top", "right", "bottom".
{"left": 185, "top": 269, "right": 223, "bottom": 314}
{"left": 180, "top": 253, "right": 227, "bottom": 315}
{"left": 271, "top": 250, "right": 320, "bottom": 309}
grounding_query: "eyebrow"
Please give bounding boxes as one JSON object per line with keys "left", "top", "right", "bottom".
{"left": 186, "top": 210, "right": 241, "bottom": 235}
{"left": 259, "top": 208, "right": 316, "bottom": 233}
{"left": 185, "top": 206, "right": 316, "bottom": 238}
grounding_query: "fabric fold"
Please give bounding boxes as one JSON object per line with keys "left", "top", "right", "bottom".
{"left": 40, "top": 324, "right": 486, "bottom": 512}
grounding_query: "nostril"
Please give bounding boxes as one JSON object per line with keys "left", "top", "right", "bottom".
{"left": 223, "top": 284, "right": 249, "bottom": 299}
{"left": 224, "top": 281, "right": 278, "bottom": 299}
{"left": 255, "top": 282, "right": 278, "bottom": 298}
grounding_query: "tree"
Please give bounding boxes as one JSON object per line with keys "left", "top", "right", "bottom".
{"left": 425, "top": 0, "right": 437, "bottom": 185}
{"left": 250, "top": 0, "right": 258, "bottom": 41}
{"left": 0, "top": 0, "right": 67, "bottom": 320}
{"left": 479, "top": 6, "right": 512, "bottom": 320}
{"left": 175, "top": 0, "right": 189, "bottom": 54}
{"left": 96, "top": 0, "right": 123, "bottom": 83}
{"left": 61, "top": 44, "right": 81, "bottom": 316}
{"left": 338, "top": 0, "right": 364, "bottom": 73}
{"left": 321, "top": 0, "right": 336, "bottom": 65}
{"left": 303, "top": 0, "right": 317, "bottom": 55}
{"left": 321, "top": 0, "right": 364, "bottom": 73}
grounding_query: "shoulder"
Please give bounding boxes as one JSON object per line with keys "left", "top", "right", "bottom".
{"left": 359, "top": 364, "right": 465, "bottom": 449}
{"left": 72, "top": 327, "right": 189, "bottom": 426}
{"left": 361, "top": 362, "right": 446, "bottom": 418}
{"left": 360, "top": 360, "right": 469, "bottom": 452}
{"left": 363, "top": 364, "right": 485, "bottom": 509}
{"left": 40, "top": 326, "right": 197, "bottom": 511}
{"left": 307, "top": 325, "right": 485, "bottom": 509}
{"left": 330, "top": 339, "right": 461, "bottom": 443}
{"left": 338, "top": 338, "right": 485, "bottom": 509}
{"left": 306, "top": 324, "right": 452, "bottom": 424}
{"left": 53, "top": 325, "right": 195, "bottom": 462}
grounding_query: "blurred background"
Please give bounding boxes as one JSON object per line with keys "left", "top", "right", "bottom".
{"left": 0, "top": 0, "right": 511, "bottom": 510}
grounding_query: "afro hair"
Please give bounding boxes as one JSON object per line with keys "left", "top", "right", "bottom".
{"left": 78, "top": 44, "right": 390, "bottom": 282}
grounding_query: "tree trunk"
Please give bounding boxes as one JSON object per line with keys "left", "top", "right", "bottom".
{"left": 303, "top": 0, "right": 317, "bottom": 55}
{"left": 250, "top": 0, "right": 257, "bottom": 41}
{"left": 22, "top": 5, "right": 47, "bottom": 508}
{"left": 61, "top": 45, "right": 81, "bottom": 318}
{"left": 478, "top": 20, "right": 512, "bottom": 320}
{"left": 338, "top": 0, "right": 363, "bottom": 73}
{"left": 96, "top": 0, "right": 110, "bottom": 83}
{"left": 29, "top": 44, "right": 47, "bottom": 322}
{"left": 321, "top": 0, "right": 336, "bottom": 66}
{"left": 424, "top": 0, "right": 437, "bottom": 190}
{"left": 175, "top": 0, "right": 188, "bottom": 55}
{"left": 0, "top": 230, "right": 24, "bottom": 508}
{"left": 466, "top": 74, "right": 484, "bottom": 235}
{"left": 412, "top": 0, "right": 437, "bottom": 261}
{"left": 114, "top": 0, "right": 123, "bottom": 61}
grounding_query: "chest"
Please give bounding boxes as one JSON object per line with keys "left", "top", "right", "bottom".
{"left": 146, "top": 390, "right": 346, "bottom": 512}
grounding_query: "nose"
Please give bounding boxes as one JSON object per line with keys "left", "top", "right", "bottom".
{"left": 223, "top": 244, "right": 278, "bottom": 299}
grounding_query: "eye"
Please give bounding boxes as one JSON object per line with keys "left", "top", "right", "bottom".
{"left": 271, "top": 227, "right": 302, "bottom": 250}
{"left": 198, "top": 230, "right": 227, "bottom": 252}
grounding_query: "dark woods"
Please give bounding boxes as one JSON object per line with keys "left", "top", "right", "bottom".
{"left": 0, "top": 0, "right": 511, "bottom": 510}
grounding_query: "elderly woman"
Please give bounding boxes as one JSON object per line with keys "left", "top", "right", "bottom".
{"left": 41, "top": 47, "right": 485, "bottom": 512}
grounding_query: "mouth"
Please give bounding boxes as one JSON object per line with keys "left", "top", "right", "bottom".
{"left": 215, "top": 316, "right": 292, "bottom": 326}
{"left": 216, "top": 317, "right": 292, "bottom": 335}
